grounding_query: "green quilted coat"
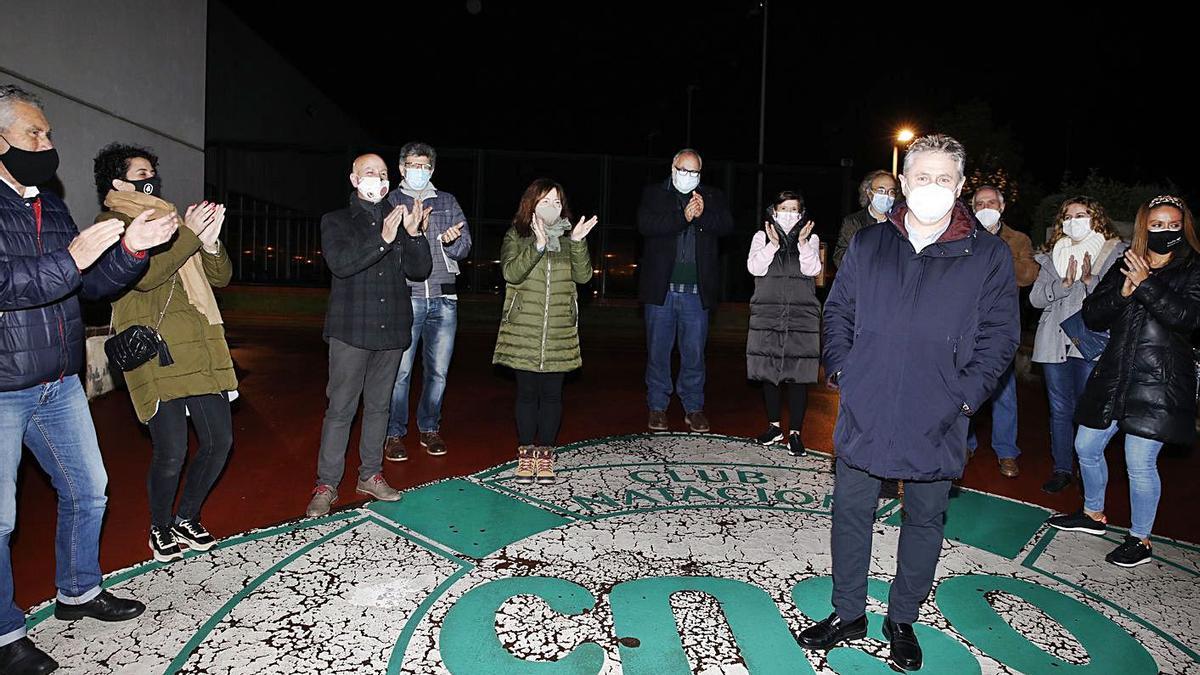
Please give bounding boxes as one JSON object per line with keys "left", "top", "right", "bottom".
{"left": 493, "top": 224, "right": 593, "bottom": 372}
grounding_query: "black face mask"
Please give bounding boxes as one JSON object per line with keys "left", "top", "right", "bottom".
{"left": 0, "top": 135, "right": 59, "bottom": 187}
{"left": 124, "top": 175, "right": 163, "bottom": 197}
{"left": 1147, "top": 229, "right": 1184, "bottom": 255}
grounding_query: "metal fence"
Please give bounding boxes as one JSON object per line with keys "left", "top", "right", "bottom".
{"left": 205, "top": 144, "right": 856, "bottom": 301}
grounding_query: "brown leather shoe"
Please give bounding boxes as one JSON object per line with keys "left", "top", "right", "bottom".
{"left": 998, "top": 457, "right": 1020, "bottom": 478}
{"left": 384, "top": 436, "right": 408, "bottom": 462}
{"left": 648, "top": 410, "right": 669, "bottom": 431}
{"left": 421, "top": 431, "right": 447, "bottom": 456}
{"left": 685, "top": 410, "right": 710, "bottom": 433}
{"left": 514, "top": 445, "right": 536, "bottom": 484}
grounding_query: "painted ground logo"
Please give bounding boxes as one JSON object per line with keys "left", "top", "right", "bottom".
{"left": 29, "top": 434, "right": 1200, "bottom": 673}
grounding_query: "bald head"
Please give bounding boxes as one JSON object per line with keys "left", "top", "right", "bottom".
{"left": 350, "top": 153, "right": 390, "bottom": 202}
{"left": 672, "top": 148, "right": 702, "bottom": 171}
{"left": 352, "top": 154, "right": 387, "bottom": 179}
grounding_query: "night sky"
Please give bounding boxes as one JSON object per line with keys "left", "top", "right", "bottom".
{"left": 227, "top": 2, "right": 1197, "bottom": 203}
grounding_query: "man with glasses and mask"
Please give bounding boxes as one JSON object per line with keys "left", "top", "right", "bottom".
{"left": 967, "top": 185, "right": 1037, "bottom": 478}
{"left": 383, "top": 142, "right": 471, "bottom": 461}
{"left": 834, "top": 170, "right": 897, "bottom": 268}
{"left": 0, "top": 84, "right": 177, "bottom": 674}
{"left": 803, "top": 135, "right": 1018, "bottom": 671}
{"left": 637, "top": 148, "right": 734, "bottom": 433}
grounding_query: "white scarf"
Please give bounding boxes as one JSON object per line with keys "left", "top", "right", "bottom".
{"left": 1053, "top": 230, "right": 1105, "bottom": 280}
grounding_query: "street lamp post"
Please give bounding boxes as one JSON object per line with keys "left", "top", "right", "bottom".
{"left": 892, "top": 128, "right": 915, "bottom": 176}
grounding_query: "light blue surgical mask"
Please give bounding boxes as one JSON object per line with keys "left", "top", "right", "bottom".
{"left": 871, "top": 192, "right": 894, "bottom": 214}
{"left": 406, "top": 168, "right": 432, "bottom": 190}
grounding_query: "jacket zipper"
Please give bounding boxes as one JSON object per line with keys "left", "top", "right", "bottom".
{"left": 539, "top": 255, "right": 552, "bottom": 370}
{"left": 33, "top": 198, "right": 66, "bottom": 380}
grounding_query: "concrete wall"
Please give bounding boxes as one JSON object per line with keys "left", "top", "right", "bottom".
{"left": 1, "top": 0, "right": 207, "bottom": 225}
{"left": 206, "top": 1, "right": 372, "bottom": 214}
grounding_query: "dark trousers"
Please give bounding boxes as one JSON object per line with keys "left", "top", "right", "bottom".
{"left": 147, "top": 394, "right": 233, "bottom": 529}
{"left": 514, "top": 370, "right": 565, "bottom": 446}
{"left": 831, "top": 458, "right": 952, "bottom": 624}
{"left": 762, "top": 381, "right": 809, "bottom": 433}
{"left": 316, "top": 338, "right": 403, "bottom": 487}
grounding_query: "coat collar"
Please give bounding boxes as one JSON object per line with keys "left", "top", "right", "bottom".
{"left": 887, "top": 200, "right": 978, "bottom": 257}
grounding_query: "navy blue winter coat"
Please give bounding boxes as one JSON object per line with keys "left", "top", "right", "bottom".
{"left": 822, "top": 201, "right": 1020, "bottom": 480}
{"left": 0, "top": 185, "right": 147, "bottom": 391}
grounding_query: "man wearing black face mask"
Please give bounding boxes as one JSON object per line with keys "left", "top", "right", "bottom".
{"left": 0, "top": 84, "right": 177, "bottom": 674}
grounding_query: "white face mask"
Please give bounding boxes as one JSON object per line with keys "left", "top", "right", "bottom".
{"left": 535, "top": 204, "right": 562, "bottom": 226}
{"left": 672, "top": 169, "right": 700, "bottom": 194}
{"left": 904, "top": 182, "right": 958, "bottom": 223}
{"left": 870, "top": 192, "right": 895, "bottom": 214}
{"left": 355, "top": 175, "right": 389, "bottom": 203}
{"left": 1063, "top": 216, "right": 1093, "bottom": 241}
{"left": 773, "top": 211, "right": 802, "bottom": 232}
{"left": 975, "top": 208, "right": 1002, "bottom": 233}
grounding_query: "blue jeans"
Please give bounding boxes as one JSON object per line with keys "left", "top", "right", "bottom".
{"left": 1076, "top": 422, "right": 1163, "bottom": 540}
{"left": 1042, "top": 357, "right": 1096, "bottom": 474}
{"left": 388, "top": 296, "right": 457, "bottom": 438}
{"left": 966, "top": 363, "right": 1019, "bottom": 459}
{"left": 0, "top": 376, "right": 107, "bottom": 647}
{"left": 645, "top": 291, "right": 708, "bottom": 413}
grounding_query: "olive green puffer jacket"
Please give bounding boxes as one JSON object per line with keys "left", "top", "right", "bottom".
{"left": 493, "top": 225, "right": 593, "bottom": 372}
{"left": 102, "top": 211, "right": 236, "bottom": 423}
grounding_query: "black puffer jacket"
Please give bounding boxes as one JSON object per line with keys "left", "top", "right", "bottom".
{"left": 1076, "top": 250, "right": 1200, "bottom": 445}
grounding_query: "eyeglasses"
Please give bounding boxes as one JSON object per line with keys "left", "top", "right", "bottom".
{"left": 404, "top": 162, "right": 433, "bottom": 171}
{"left": 673, "top": 167, "right": 700, "bottom": 178}
{"left": 871, "top": 187, "right": 898, "bottom": 197}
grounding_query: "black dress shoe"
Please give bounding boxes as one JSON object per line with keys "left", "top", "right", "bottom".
{"left": 884, "top": 618, "right": 923, "bottom": 671}
{"left": 797, "top": 612, "right": 868, "bottom": 649}
{"left": 54, "top": 590, "right": 145, "bottom": 622}
{"left": 0, "top": 637, "right": 58, "bottom": 674}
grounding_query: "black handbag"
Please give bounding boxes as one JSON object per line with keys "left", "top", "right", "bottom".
{"left": 105, "top": 277, "right": 176, "bottom": 372}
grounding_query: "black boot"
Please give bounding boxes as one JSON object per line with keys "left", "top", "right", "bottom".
{"left": 0, "top": 637, "right": 58, "bottom": 674}
{"left": 54, "top": 590, "right": 145, "bottom": 622}
{"left": 884, "top": 618, "right": 923, "bottom": 671}
{"left": 797, "top": 612, "right": 868, "bottom": 649}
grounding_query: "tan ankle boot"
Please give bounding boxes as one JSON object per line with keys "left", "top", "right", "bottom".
{"left": 514, "top": 445, "right": 536, "bottom": 484}
{"left": 534, "top": 446, "right": 556, "bottom": 484}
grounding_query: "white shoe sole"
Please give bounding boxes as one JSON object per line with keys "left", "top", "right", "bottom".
{"left": 1108, "top": 556, "right": 1152, "bottom": 568}
{"left": 757, "top": 434, "right": 784, "bottom": 446}
{"left": 150, "top": 541, "right": 183, "bottom": 563}
{"left": 174, "top": 535, "right": 216, "bottom": 552}
{"left": 1047, "top": 523, "right": 1106, "bottom": 536}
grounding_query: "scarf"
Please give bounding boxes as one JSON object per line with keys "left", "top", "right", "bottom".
{"left": 1052, "top": 230, "right": 1105, "bottom": 280}
{"left": 542, "top": 218, "right": 569, "bottom": 253}
{"left": 399, "top": 179, "right": 437, "bottom": 202}
{"left": 103, "top": 190, "right": 224, "bottom": 325}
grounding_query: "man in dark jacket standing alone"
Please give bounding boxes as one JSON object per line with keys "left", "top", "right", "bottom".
{"left": 798, "top": 135, "right": 1019, "bottom": 671}
{"left": 637, "top": 149, "right": 734, "bottom": 433}
{"left": 305, "top": 154, "right": 432, "bottom": 517}
{"left": 0, "top": 84, "right": 177, "bottom": 674}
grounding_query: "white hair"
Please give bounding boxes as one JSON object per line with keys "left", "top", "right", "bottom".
{"left": 973, "top": 185, "right": 1005, "bottom": 207}
{"left": 0, "top": 84, "right": 44, "bottom": 133}
{"left": 902, "top": 134, "right": 966, "bottom": 179}
{"left": 671, "top": 148, "right": 702, "bottom": 168}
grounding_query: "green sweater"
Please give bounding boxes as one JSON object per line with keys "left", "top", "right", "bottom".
{"left": 493, "top": 225, "right": 593, "bottom": 372}
{"left": 102, "top": 211, "right": 237, "bottom": 422}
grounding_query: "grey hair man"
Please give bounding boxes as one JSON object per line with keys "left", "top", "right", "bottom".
{"left": 833, "top": 169, "right": 898, "bottom": 267}
{"left": 382, "top": 142, "right": 472, "bottom": 460}
{"left": 803, "top": 134, "right": 1019, "bottom": 671}
{"left": 1, "top": 83, "right": 177, "bottom": 674}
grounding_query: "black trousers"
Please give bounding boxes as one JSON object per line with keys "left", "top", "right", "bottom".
{"left": 514, "top": 370, "right": 565, "bottom": 446}
{"left": 762, "top": 381, "right": 809, "bottom": 433}
{"left": 831, "top": 458, "right": 952, "bottom": 624}
{"left": 147, "top": 394, "right": 233, "bottom": 529}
